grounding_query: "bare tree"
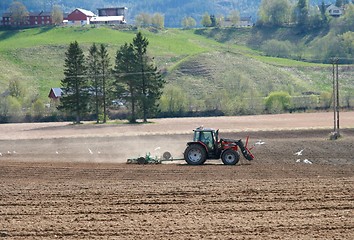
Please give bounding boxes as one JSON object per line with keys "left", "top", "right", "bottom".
{"left": 9, "top": 1, "right": 29, "bottom": 25}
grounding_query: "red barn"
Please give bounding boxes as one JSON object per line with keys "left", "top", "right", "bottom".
{"left": 48, "top": 88, "right": 63, "bottom": 101}
{"left": 66, "top": 8, "right": 95, "bottom": 25}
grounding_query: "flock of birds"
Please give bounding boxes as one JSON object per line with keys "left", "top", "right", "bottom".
{"left": 0, "top": 150, "right": 16, "bottom": 157}
{"left": 0, "top": 140, "right": 313, "bottom": 164}
{"left": 254, "top": 140, "right": 313, "bottom": 164}
{"left": 294, "top": 148, "right": 312, "bottom": 164}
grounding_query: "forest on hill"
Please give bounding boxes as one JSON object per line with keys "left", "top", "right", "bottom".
{"left": 0, "top": 0, "right": 336, "bottom": 27}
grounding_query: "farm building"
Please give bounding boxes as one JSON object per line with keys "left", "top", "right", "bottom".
{"left": 2, "top": 11, "right": 52, "bottom": 27}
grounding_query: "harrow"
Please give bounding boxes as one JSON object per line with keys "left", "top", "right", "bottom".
{"left": 127, "top": 151, "right": 180, "bottom": 164}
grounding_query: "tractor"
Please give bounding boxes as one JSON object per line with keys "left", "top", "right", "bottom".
{"left": 184, "top": 127, "right": 254, "bottom": 165}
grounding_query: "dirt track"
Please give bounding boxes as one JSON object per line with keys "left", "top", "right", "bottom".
{"left": 0, "top": 112, "right": 354, "bottom": 239}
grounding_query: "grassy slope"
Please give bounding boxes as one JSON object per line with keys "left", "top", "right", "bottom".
{"left": 0, "top": 26, "right": 347, "bottom": 103}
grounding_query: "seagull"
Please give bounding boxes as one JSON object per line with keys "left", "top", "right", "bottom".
{"left": 0, "top": 153, "right": 2, "bottom": 156}
{"left": 88, "top": 148, "right": 93, "bottom": 154}
{"left": 294, "top": 149, "right": 304, "bottom": 156}
{"left": 7, "top": 151, "right": 11, "bottom": 155}
{"left": 55, "top": 151, "right": 59, "bottom": 154}
{"left": 255, "top": 140, "right": 265, "bottom": 145}
{"left": 303, "top": 159, "right": 312, "bottom": 164}
{"left": 296, "top": 159, "right": 301, "bottom": 163}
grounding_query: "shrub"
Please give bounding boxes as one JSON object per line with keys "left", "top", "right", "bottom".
{"left": 265, "top": 91, "right": 291, "bottom": 113}
{"left": 261, "top": 39, "right": 293, "bottom": 58}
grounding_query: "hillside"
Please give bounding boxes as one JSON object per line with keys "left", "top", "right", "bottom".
{"left": 0, "top": 0, "right": 328, "bottom": 27}
{"left": 0, "top": 26, "right": 353, "bottom": 121}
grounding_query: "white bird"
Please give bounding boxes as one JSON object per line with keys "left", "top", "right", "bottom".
{"left": 296, "top": 159, "right": 301, "bottom": 163}
{"left": 255, "top": 140, "right": 265, "bottom": 145}
{"left": 0, "top": 153, "right": 2, "bottom": 156}
{"left": 154, "top": 147, "right": 161, "bottom": 151}
{"left": 294, "top": 149, "right": 304, "bottom": 156}
{"left": 97, "top": 151, "right": 101, "bottom": 154}
{"left": 88, "top": 148, "right": 93, "bottom": 154}
{"left": 303, "top": 159, "right": 312, "bottom": 164}
{"left": 13, "top": 151, "right": 16, "bottom": 154}
{"left": 55, "top": 151, "right": 59, "bottom": 154}
{"left": 7, "top": 151, "right": 11, "bottom": 155}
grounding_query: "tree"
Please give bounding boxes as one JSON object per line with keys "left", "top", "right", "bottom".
{"left": 201, "top": 12, "right": 212, "bottom": 27}
{"left": 114, "top": 32, "right": 165, "bottom": 123}
{"left": 336, "top": 3, "right": 354, "bottom": 33}
{"left": 135, "top": 12, "right": 151, "bottom": 28}
{"left": 182, "top": 17, "right": 196, "bottom": 29}
{"left": 159, "top": 85, "right": 188, "bottom": 114}
{"left": 258, "top": 0, "right": 291, "bottom": 26}
{"left": 8, "top": 1, "right": 28, "bottom": 25}
{"left": 59, "top": 41, "right": 89, "bottom": 124}
{"left": 32, "top": 99, "right": 45, "bottom": 118}
{"left": 87, "top": 43, "right": 101, "bottom": 123}
{"left": 133, "top": 32, "right": 164, "bottom": 122}
{"left": 210, "top": 15, "right": 218, "bottom": 27}
{"left": 114, "top": 43, "right": 139, "bottom": 123}
{"left": 319, "top": 1, "right": 329, "bottom": 26}
{"left": 151, "top": 13, "right": 164, "bottom": 29}
{"left": 265, "top": 91, "right": 291, "bottom": 113}
{"left": 51, "top": 4, "right": 63, "bottom": 25}
{"left": 98, "top": 44, "right": 111, "bottom": 123}
{"left": 261, "top": 40, "right": 293, "bottom": 58}
{"left": 229, "top": 10, "right": 240, "bottom": 26}
{"left": 8, "top": 78, "right": 24, "bottom": 98}
{"left": 296, "top": 0, "right": 309, "bottom": 28}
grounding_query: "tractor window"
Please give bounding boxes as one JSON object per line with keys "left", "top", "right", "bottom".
{"left": 200, "top": 131, "right": 214, "bottom": 150}
{"left": 194, "top": 131, "right": 200, "bottom": 142}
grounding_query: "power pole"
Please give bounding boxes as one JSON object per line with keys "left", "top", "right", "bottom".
{"left": 331, "top": 57, "right": 340, "bottom": 139}
{"left": 336, "top": 60, "right": 340, "bottom": 135}
{"left": 332, "top": 58, "right": 336, "bottom": 134}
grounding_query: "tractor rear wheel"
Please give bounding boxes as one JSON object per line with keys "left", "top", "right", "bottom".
{"left": 184, "top": 144, "right": 207, "bottom": 165}
{"left": 221, "top": 149, "right": 240, "bottom": 165}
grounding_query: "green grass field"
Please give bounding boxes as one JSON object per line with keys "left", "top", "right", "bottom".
{"left": 0, "top": 26, "right": 352, "bottom": 108}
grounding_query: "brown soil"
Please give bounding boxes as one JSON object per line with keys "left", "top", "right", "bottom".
{"left": 0, "top": 112, "right": 353, "bottom": 239}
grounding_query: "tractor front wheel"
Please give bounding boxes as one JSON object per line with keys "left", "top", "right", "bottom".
{"left": 184, "top": 144, "right": 207, "bottom": 165}
{"left": 221, "top": 149, "right": 240, "bottom": 165}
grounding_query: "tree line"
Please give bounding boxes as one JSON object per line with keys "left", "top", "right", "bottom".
{"left": 59, "top": 32, "right": 165, "bottom": 124}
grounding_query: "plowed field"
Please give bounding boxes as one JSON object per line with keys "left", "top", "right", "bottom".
{"left": 1, "top": 112, "right": 353, "bottom": 239}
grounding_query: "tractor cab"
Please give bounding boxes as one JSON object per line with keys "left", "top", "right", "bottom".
{"left": 193, "top": 127, "right": 219, "bottom": 156}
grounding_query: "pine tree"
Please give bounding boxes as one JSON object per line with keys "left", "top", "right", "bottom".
{"left": 114, "top": 32, "right": 165, "bottom": 123}
{"left": 114, "top": 43, "right": 139, "bottom": 123}
{"left": 133, "top": 32, "right": 149, "bottom": 122}
{"left": 59, "top": 41, "right": 89, "bottom": 124}
{"left": 98, "top": 44, "right": 111, "bottom": 123}
{"left": 140, "top": 59, "right": 165, "bottom": 118}
{"left": 297, "top": 0, "right": 309, "bottom": 28}
{"left": 87, "top": 43, "right": 100, "bottom": 123}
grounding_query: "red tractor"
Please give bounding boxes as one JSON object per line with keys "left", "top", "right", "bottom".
{"left": 184, "top": 127, "right": 254, "bottom": 165}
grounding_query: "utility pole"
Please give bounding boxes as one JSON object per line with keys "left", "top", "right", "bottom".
{"left": 332, "top": 58, "right": 336, "bottom": 134}
{"left": 336, "top": 60, "right": 340, "bottom": 135}
{"left": 331, "top": 57, "right": 340, "bottom": 139}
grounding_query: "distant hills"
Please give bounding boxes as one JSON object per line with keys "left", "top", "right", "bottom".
{"left": 0, "top": 0, "right": 330, "bottom": 27}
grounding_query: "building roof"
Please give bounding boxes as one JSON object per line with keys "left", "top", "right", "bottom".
{"left": 76, "top": 8, "right": 95, "bottom": 17}
{"left": 97, "top": 7, "right": 127, "bottom": 10}
{"left": 2, "top": 11, "right": 51, "bottom": 17}
{"left": 49, "top": 88, "right": 63, "bottom": 98}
